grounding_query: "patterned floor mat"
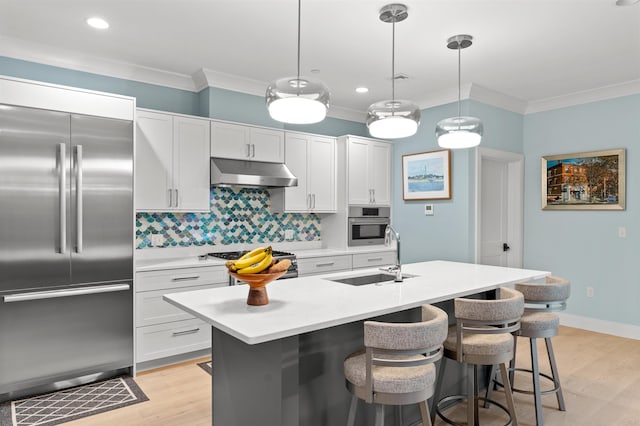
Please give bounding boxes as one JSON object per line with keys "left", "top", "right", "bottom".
{"left": 0, "top": 376, "right": 148, "bottom": 426}
{"left": 197, "top": 361, "right": 212, "bottom": 376}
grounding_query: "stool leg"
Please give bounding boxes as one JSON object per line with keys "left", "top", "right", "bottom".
{"left": 530, "top": 338, "right": 543, "bottom": 426}
{"left": 375, "top": 404, "right": 385, "bottom": 426}
{"left": 483, "top": 364, "right": 497, "bottom": 408}
{"left": 499, "top": 362, "right": 519, "bottom": 426}
{"left": 510, "top": 334, "right": 518, "bottom": 386}
{"left": 347, "top": 394, "right": 358, "bottom": 426}
{"left": 395, "top": 405, "right": 403, "bottom": 426}
{"left": 545, "top": 337, "right": 566, "bottom": 411}
{"left": 467, "top": 364, "right": 476, "bottom": 426}
{"left": 419, "top": 401, "right": 432, "bottom": 426}
{"left": 431, "top": 358, "right": 446, "bottom": 424}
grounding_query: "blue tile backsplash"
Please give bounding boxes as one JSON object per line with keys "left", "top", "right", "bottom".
{"left": 135, "top": 187, "right": 321, "bottom": 249}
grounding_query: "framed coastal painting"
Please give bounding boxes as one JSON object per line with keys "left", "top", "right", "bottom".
{"left": 402, "top": 149, "right": 451, "bottom": 200}
{"left": 541, "top": 148, "right": 625, "bottom": 210}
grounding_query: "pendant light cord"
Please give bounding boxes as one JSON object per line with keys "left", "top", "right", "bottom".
{"left": 296, "top": 0, "right": 301, "bottom": 95}
{"left": 391, "top": 18, "right": 395, "bottom": 104}
{"left": 457, "top": 43, "right": 461, "bottom": 119}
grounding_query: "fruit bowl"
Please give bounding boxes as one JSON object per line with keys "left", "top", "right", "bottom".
{"left": 229, "top": 270, "right": 287, "bottom": 305}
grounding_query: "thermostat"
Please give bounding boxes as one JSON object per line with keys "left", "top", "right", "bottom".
{"left": 424, "top": 204, "right": 434, "bottom": 216}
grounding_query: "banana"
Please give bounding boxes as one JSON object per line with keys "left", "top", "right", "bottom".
{"left": 239, "top": 246, "right": 267, "bottom": 261}
{"left": 236, "top": 252, "right": 273, "bottom": 274}
{"left": 228, "top": 246, "right": 271, "bottom": 271}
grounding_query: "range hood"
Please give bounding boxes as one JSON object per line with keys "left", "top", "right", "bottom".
{"left": 210, "top": 157, "right": 298, "bottom": 188}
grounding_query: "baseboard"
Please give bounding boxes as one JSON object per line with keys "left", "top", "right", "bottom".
{"left": 559, "top": 313, "right": 640, "bottom": 340}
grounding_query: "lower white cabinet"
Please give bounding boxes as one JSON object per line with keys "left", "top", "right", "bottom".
{"left": 135, "top": 265, "right": 227, "bottom": 364}
{"left": 352, "top": 251, "right": 396, "bottom": 269}
{"left": 297, "top": 255, "right": 353, "bottom": 276}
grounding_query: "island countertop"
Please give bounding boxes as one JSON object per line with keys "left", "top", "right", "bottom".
{"left": 163, "top": 260, "right": 549, "bottom": 345}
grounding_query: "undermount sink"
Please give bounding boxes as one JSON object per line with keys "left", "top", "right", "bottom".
{"left": 328, "top": 273, "right": 417, "bottom": 286}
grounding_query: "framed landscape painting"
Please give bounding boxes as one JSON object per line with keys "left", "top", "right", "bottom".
{"left": 541, "top": 148, "right": 625, "bottom": 210}
{"left": 402, "top": 149, "right": 451, "bottom": 200}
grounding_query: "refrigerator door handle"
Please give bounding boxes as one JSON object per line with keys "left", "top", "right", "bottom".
{"left": 3, "top": 283, "right": 131, "bottom": 303}
{"left": 75, "top": 145, "right": 83, "bottom": 253}
{"left": 58, "top": 143, "right": 67, "bottom": 254}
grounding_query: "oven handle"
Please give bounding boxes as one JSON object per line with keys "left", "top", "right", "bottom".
{"left": 3, "top": 283, "right": 131, "bottom": 303}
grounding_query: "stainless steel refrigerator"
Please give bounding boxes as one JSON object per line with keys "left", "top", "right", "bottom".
{"left": 0, "top": 104, "right": 134, "bottom": 402}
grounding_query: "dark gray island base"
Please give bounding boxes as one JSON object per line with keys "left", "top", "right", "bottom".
{"left": 212, "top": 305, "right": 466, "bottom": 426}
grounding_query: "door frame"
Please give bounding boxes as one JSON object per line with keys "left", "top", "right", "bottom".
{"left": 475, "top": 147, "right": 524, "bottom": 267}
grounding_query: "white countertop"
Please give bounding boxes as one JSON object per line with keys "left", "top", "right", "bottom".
{"left": 135, "top": 244, "right": 396, "bottom": 272}
{"left": 163, "top": 260, "right": 549, "bottom": 345}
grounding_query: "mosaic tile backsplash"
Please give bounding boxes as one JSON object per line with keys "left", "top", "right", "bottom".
{"left": 135, "top": 187, "right": 321, "bottom": 249}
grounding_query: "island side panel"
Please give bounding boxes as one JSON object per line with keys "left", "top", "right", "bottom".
{"left": 212, "top": 328, "right": 299, "bottom": 426}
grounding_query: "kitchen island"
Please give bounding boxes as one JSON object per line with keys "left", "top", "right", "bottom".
{"left": 164, "top": 260, "right": 548, "bottom": 426}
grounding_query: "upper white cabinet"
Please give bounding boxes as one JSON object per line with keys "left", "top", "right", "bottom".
{"left": 346, "top": 137, "right": 392, "bottom": 206}
{"left": 284, "top": 133, "right": 336, "bottom": 212}
{"left": 210, "top": 121, "right": 284, "bottom": 163}
{"left": 136, "top": 110, "right": 210, "bottom": 212}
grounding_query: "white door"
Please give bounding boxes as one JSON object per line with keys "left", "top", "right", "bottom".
{"left": 476, "top": 148, "right": 524, "bottom": 268}
{"left": 173, "top": 116, "right": 211, "bottom": 211}
{"left": 308, "top": 136, "right": 335, "bottom": 211}
{"left": 480, "top": 159, "right": 508, "bottom": 266}
{"left": 347, "top": 138, "right": 371, "bottom": 205}
{"left": 368, "top": 141, "right": 391, "bottom": 206}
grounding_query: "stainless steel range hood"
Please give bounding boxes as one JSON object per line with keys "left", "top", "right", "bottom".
{"left": 210, "top": 157, "right": 298, "bottom": 188}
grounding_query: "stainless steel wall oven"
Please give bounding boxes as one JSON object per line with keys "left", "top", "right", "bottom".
{"left": 348, "top": 206, "right": 390, "bottom": 246}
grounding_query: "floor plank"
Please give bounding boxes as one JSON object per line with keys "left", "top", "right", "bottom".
{"left": 65, "top": 326, "right": 640, "bottom": 425}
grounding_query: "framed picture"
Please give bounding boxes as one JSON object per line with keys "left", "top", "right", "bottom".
{"left": 541, "top": 148, "right": 625, "bottom": 210}
{"left": 402, "top": 149, "right": 451, "bottom": 200}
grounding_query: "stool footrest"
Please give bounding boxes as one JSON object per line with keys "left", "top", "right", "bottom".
{"left": 435, "top": 394, "right": 513, "bottom": 426}
{"left": 509, "top": 367, "right": 562, "bottom": 396}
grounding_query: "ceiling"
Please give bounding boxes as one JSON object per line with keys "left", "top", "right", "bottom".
{"left": 1, "top": 0, "right": 639, "bottom": 120}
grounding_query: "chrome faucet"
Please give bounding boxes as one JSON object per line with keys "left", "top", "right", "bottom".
{"left": 383, "top": 224, "right": 402, "bottom": 282}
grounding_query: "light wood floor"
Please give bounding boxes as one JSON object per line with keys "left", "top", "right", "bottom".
{"left": 67, "top": 326, "right": 640, "bottom": 426}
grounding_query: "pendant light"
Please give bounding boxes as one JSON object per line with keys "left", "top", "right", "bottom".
{"left": 366, "top": 4, "right": 420, "bottom": 139}
{"left": 436, "top": 34, "right": 483, "bottom": 149}
{"left": 265, "top": 0, "right": 330, "bottom": 124}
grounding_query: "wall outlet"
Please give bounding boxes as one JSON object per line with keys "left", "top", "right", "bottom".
{"left": 586, "top": 287, "right": 594, "bottom": 298}
{"left": 618, "top": 227, "right": 627, "bottom": 238}
{"left": 285, "top": 229, "right": 295, "bottom": 240}
{"left": 151, "top": 234, "right": 164, "bottom": 247}
{"left": 424, "top": 204, "right": 434, "bottom": 216}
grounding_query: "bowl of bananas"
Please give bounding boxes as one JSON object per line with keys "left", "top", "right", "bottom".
{"left": 225, "top": 246, "right": 292, "bottom": 306}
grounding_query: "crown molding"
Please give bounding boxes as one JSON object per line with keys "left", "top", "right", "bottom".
{"left": 194, "top": 68, "right": 266, "bottom": 95}
{"left": 525, "top": 79, "right": 640, "bottom": 114}
{"left": 0, "top": 36, "right": 197, "bottom": 92}
{"left": 469, "top": 84, "right": 528, "bottom": 114}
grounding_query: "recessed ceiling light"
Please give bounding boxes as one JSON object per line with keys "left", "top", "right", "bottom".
{"left": 616, "top": 0, "right": 639, "bottom": 5}
{"left": 355, "top": 87, "right": 369, "bottom": 94}
{"left": 86, "top": 17, "right": 109, "bottom": 29}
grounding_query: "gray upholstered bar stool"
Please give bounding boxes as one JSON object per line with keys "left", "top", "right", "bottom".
{"left": 487, "top": 276, "right": 570, "bottom": 426}
{"left": 343, "top": 304, "right": 448, "bottom": 426}
{"left": 432, "top": 287, "right": 524, "bottom": 426}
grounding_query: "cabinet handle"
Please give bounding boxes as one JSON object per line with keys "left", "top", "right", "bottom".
{"left": 316, "top": 262, "right": 335, "bottom": 267}
{"left": 372, "top": 189, "right": 376, "bottom": 203}
{"left": 246, "top": 143, "right": 251, "bottom": 157}
{"left": 251, "top": 144, "right": 256, "bottom": 158}
{"left": 312, "top": 194, "right": 316, "bottom": 209}
{"left": 168, "top": 189, "right": 173, "bottom": 207}
{"left": 367, "top": 257, "right": 383, "bottom": 262}
{"left": 174, "top": 189, "right": 179, "bottom": 207}
{"left": 307, "top": 194, "right": 312, "bottom": 209}
{"left": 172, "top": 328, "right": 200, "bottom": 337}
{"left": 369, "top": 189, "right": 373, "bottom": 203}
{"left": 171, "top": 275, "right": 201, "bottom": 281}
{"left": 75, "top": 145, "right": 83, "bottom": 253}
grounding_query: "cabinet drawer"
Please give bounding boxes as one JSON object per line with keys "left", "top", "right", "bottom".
{"left": 297, "top": 255, "right": 352, "bottom": 276}
{"left": 136, "top": 318, "right": 210, "bottom": 362}
{"left": 352, "top": 251, "right": 396, "bottom": 269}
{"left": 136, "top": 283, "right": 225, "bottom": 327}
{"left": 136, "top": 266, "right": 228, "bottom": 292}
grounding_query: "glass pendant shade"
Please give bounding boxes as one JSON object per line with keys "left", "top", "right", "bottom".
{"left": 266, "top": 76, "right": 330, "bottom": 124}
{"left": 367, "top": 100, "right": 421, "bottom": 139}
{"left": 436, "top": 116, "right": 483, "bottom": 148}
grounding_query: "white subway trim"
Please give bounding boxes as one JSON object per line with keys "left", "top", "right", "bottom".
{"left": 559, "top": 312, "right": 640, "bottom": 340}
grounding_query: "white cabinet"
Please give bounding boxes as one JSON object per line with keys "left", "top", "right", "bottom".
{"left": 211, "top": 121, "right": 284, "bottom": 163}
{"left": 347, "top": 137, "right": 392, "bottom": 206}
{"left": 135, "top": 266, "right": 228, "bottom": 365}
{"left": 136, "top": 110, "right": 210, "bottom": 211}
{"left": 297, "top": 255, "right": 353, "bottom": 276}
{"left": 352, "top": 251, "right": 396, "bottom": 269}
{"left": 284, "top": 133, "right": 336, "bottom": 212}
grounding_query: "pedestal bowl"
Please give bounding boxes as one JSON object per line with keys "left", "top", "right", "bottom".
{"left": 228, "top": 270, "right": 287, "bottom": 306}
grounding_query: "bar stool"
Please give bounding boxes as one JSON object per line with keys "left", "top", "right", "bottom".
{"left": 487, "top": 276, "right": 570, "bottom": 426}
{"left": 432, "top": 287, "right": 524, "bottom": 426}
{"left": 343, "top": 304, "right": 448, "bottom": 426}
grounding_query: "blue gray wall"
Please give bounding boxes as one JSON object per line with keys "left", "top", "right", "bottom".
{"left": 523, "top": 95, "right": 639, "bottom": 327}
